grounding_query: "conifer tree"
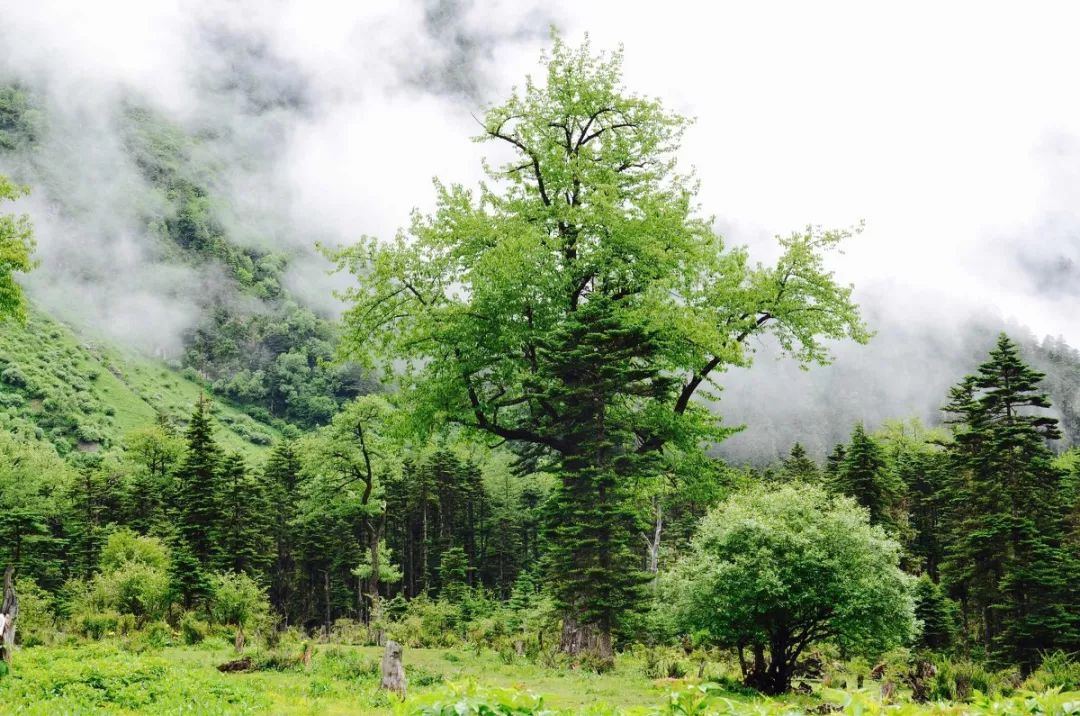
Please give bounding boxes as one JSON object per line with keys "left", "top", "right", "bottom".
{"left": 217, "top": 453, "right": 270, "bottom": 577}
{"left": 834, "top": 424, "right": 898, "bottom": 527}
{"left": 541, "top": 297, "right": 655, "bottom": 664}
{"left": 438, "top": 545, "right": 469, "bottom": 604}
{"left": 173, "top": 395, "right": 222, "bottom": 601}
{"left": 941, "top": 334, "right": 1079, "bottom": 666}
{"left": 825, "top": 443, "right": 846, "bottom": 479}
{"left": 263, "top": 439, "right": 302, "bottom": 621}
{"left": 899, "top": 447, "right": 948, "bottom": 580}
{"left": 780, "top": 442, "right": 820, "bottom": 482}
{"left": 913, "top": 574, "right": 958, "bottom": 652}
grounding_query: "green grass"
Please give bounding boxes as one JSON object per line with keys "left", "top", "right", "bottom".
{"left": 0, "top": 640, "right": 739, "bottom": 715}
{"left": 3, "top": 640, "right": 1079, "bottom": 715}
{"left": 0, "top": 310, "right": 278, "bottom": 458}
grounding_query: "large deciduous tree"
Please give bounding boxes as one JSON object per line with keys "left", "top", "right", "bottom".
{"left": 332, "top": 35, "right": 869, "bottom": 662}
{"left": 0, "top": 175, "right": 34, "bottom": 322}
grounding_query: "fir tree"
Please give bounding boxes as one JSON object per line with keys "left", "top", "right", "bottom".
{"left": 834, "top": 424, "right": 898, "bottom": 527}
{"left": 780, "top": 442, "right": 820, "bottom": 482}
{"left": 941, "top": 334, "right": 1079, "bottom": 666}
{"left": 825, "top": 443, "right": 846, "bottom": 479}
{"left": 540, "top": 297, "right": 656, "bottom": 664}
{"left": 217, "top": 453, "right": 270, "bottom": 577}
{"left": 913, "top": 574, "right": 958, "bottom": 652}
{"left": 900, "top": 448, "right": 948, "bottom": 580}
{"left": 438, "top": 545, "right": 469, "bottom": 604}
{"left": 174, "top": 395, "right": 222, "bottom": 602}
{"left": 263, "top": 439, "right": 302, "bottom": 621}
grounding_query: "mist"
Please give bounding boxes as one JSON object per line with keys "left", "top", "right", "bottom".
{"left": 2, "top": 1, "right": 1080, "bottom": 458}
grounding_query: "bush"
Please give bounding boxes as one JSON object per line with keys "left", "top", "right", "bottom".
{"left": 86, "top": 559, "right": 172, "bottom": 622}
{"left": 316, "top": 646, "right": 379, "bottom": 680}
{"left": 142, "top": 620, "right": 174, "bottom": 649}
{"left": 77, "top": 610, "right": 121, "bottom": 639}
{"left": 930, "top": 657, "right": 1002, "bottom": 701}
{"left": 1, "top": 365, "right": 28, "bottom": 387}
{"left": 208, "top": 571, "right": 271, "bottom": 641}
{"left": 662, "top": 483, "right": 916, "bottom": 695}
{"left": 181, "top": 613, "right": 208, "bottom": 645}
{"left": 100, "top": 529, "right": 170, "bottom": 572}
{"left": 387, "top": 597, "right": 463, "bottom": 649}
{"left": 1023, "top": 651, "right": 1080, "bottom": 692}
{"left": 15, "top": 577, "right": 56, "bottom": 646}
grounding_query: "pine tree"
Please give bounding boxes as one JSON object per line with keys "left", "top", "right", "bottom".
{"left": 438, "top": 545, "right": 469, "bottom": 604}
{"left": 263, "top": 439, "right": 302, "bottom": 622}
{"left": 780, "top": 442, "right": 820, "bottom": 482}
{"left": 834, "top": 424, "right": 898, "bottom": 527}
{"left": 825, "top": 443, "right": 846, "bottom": 479}
{"left": 941, "top": 334, "right": 1079, "bottom": 666}
{"left": 217, "top": 453, "right": 270, "bottom": 577}
{"left": 913, "top": 574, "right": 958, "bottom": 652}
{"left": 901, "top": 448, "right": 949, "bottom": 580}
{"left": 174, "top": 395, "right": 223, "bottom": 603}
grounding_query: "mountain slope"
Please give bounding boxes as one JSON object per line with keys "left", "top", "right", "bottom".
{"left": 0, "top": 309, "right": 279, "bottom": 457}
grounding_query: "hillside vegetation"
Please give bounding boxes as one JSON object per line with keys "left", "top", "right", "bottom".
{"left": 0, "top": 310, "right": 278, "bottom": 456}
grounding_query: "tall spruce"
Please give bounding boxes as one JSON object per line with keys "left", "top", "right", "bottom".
{"left": 834, "top": 424, "right": 898, "bottom": 527}
{"left": 263, "top": 439, "right": 302, "bottom": 622}
{"left": 780, "top": 442, "right": 820, "bottom": 482}
{"left": 541, "top": 297, "right": 656, "bottom": 664}
{"left": 217, "top": 453, "right": 270, "bottom": 577}
{"left": 941, "top": 334, "right": 1079, "bottom": 666}
{"left": 825, "top": 443, "right": 847, "bottom": 479}
{"left": 173, "top": 395, "right": 223, "bottom": 602}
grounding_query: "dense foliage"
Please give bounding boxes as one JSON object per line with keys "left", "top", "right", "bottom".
{"left": 332, "top": 34, "right": 869, "bottom": 663}
{"left": 0, "top": 34, "right": 1076, "bottom": 714}
{"left": 662, "top": 484, "right": 915, "bottom": 694}
{"left": 0, "top": 173, "right": 34, "bottom": 322}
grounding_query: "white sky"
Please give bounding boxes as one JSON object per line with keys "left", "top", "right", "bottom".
{"left": 4, "top": 0, "right": 1080, "bottom": 343}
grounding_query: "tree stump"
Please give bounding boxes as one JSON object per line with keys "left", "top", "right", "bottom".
{"left": 301, "top": 642, "right": 313, "bottom": 669}
{"left": 905, "top": 659, "right": 936, "bottom": 703}
{"left": 0, "top": 566, "right": 17, "bottom": 668}
{"left": 380, "top": 640, "right": 407, "bottom": 698}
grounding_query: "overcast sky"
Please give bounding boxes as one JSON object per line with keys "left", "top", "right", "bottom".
{"left": 5, "top": 0, "right": 1080, "bottom": 340}
{"left": 4, "top": 1, "right": 1080, "bottom": 455}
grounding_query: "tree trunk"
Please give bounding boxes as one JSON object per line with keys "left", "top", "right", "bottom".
{"left": 323, "top": 571, "right": 331, "bottom": 639}
{"left": 643, "top": 499, "right": 662, "bottom": 590}
{"left": 0, "top": 566, "right": 17, "bottom": 667}
{"left": 559, "top": 616, "right": 614, "bottom": 670}
{"left": 379, "top": 640, "right": 407, "bottom": 698}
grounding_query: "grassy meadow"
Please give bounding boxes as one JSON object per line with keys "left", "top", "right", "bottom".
{"left": 2, "top": 637, "right": 1078, "bottom": 715}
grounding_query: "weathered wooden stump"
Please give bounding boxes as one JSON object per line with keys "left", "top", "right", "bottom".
{"left": 380, "top": 640, "right": 407, "bottom": 698}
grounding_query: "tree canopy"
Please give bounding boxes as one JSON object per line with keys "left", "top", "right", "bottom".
{"left": 662, "top": 483, "right": 915, "bottom": 694}
{"left": 331, "top": 33, "right": 870, "bottom": 660}
{"left": 0, "top": 174, "right": 35, "bottom": 322}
